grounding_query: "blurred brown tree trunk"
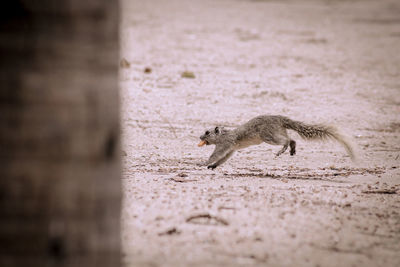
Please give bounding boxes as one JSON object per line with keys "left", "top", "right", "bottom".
{"left": 0, "top": 1, "right": 121, "bottom": 267}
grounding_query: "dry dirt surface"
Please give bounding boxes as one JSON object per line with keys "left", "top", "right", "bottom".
{"left": 120, "top": 0, "right": 400, "bottom": 266}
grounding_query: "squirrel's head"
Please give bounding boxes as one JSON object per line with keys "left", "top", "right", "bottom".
{"left": 198, "top": 126, "right": 226, "bottom": 147}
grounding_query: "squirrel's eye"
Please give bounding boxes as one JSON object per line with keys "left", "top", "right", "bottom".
{"left": 205, "top": 131, "right": 210, "bottom": 135}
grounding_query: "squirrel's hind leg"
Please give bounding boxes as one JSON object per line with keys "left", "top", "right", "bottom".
{"left": 276, "top": 142, "right": 289, "bottom": 157}
{"left": 276, "top": 139, "right": 296, "bottom": 156}
{"left": 262, "top": 133, "right": 290, "bottom": 157}
{"left": 289, "top": 140, "right": 296, "bottom": 155}
{"left": 260, "top": 128, "right": 292, "bottom": 157}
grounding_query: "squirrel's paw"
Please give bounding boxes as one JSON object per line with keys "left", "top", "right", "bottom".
{"left": 207, "top": 164, "right": 217, "bottom": 170}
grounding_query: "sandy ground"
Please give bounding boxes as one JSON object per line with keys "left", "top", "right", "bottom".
{"left": 119, "top": 0, "right": 400, "bottom": 266}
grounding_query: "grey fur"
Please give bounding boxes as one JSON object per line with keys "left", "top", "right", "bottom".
{"left": 199, "top": 115, "right": 355, "bottom": 169}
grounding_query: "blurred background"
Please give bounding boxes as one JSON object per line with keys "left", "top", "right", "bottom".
{"left": 1, "top": 1, "right": 121, "bottom": 266}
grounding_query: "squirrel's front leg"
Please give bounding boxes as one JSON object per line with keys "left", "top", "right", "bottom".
{"left": 207, "top": 151, "right": 234, "bottom": 169}
{"left": 206, "top": 145, "right": 234, "bottom": 169}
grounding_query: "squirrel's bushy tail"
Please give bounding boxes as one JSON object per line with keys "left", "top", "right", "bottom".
{"left": 282, "top": 117, "right": 356, "bottom": 161}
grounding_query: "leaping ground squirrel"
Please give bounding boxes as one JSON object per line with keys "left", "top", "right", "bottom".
{"left": 198, "top": 115, "right": 355, "bottom": 169}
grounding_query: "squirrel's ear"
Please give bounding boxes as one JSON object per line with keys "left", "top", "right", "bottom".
{"left": 215, "top": 127, "right": 219, "bottom": 134}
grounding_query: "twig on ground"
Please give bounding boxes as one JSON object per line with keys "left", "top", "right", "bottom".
{"left": 186, "top": 213, "right": 229, "bottom": 226}
{"left": 169, "top": 177, "right": 197, "bottom": 183}
{"left": 362, "top": 189, "right": 398, "bottom": 194}
{"left": 158, "top": 227, "right": 181, "bottom": 236}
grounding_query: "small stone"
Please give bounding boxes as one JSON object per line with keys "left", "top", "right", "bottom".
{"left": 120, "top": 58, "right": 130, "bottom": 68}
{"left": 181, "top": 71, "right": 195, "bottom": 78}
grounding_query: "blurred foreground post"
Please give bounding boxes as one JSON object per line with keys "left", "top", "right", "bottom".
{"left": 0, "top": 1, "right": 121, "bottom": 266}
